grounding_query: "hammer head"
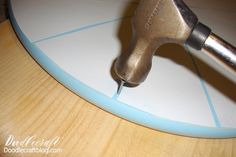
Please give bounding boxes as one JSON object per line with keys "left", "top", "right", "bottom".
{"left": 114, "top": 0, "right": 198, "bottom": 85}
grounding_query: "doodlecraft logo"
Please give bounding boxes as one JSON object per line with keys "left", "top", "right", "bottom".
{"left": 3, "top": 135, "right": 63, "bottom": 154}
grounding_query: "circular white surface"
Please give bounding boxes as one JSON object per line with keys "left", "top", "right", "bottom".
{"left": 9, "top": 0, "right": 236, "bottom": 138}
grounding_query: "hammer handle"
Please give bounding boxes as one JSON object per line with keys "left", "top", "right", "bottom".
{"left": 202, "top": 33, "right": 236, "bottom": 73}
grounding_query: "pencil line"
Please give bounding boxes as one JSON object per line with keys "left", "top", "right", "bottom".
{"left": 32, "top": 16, "right": 132, "bottom": 44}
{"left": 188, "top": 52, "right": 221, "bottom": 128}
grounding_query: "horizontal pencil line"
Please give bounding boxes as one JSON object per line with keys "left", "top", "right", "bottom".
{"left": 32, "top": 16, "right": 132, "bottom": 44}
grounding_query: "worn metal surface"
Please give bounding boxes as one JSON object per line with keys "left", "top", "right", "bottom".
{"left": 114, "top": 0, "right": 198, "bottom": 85}
{"left": 114, "top": 0, "right": 236, "bottom": 86}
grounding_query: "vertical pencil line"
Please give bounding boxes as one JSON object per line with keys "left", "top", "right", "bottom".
{"left": 188, "top": 52, "right": 221, "bottom": 127}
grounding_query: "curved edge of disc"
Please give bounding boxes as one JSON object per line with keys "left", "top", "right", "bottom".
{"left": 8, "top": 0, "right": 236, "bottom": 138}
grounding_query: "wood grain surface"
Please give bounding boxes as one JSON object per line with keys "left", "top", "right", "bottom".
{"left": 0, "top": 21, "right": 235, "bottom": 157}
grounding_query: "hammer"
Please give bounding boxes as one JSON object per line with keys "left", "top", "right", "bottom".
{"left": 114, "top": 0, "right": 236, "bottom": 92}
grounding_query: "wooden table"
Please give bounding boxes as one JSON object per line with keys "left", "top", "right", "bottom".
{"left": 0, "top": 20, "right": 235, "bottom": 157}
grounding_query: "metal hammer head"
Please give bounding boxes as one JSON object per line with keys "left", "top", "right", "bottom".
{"left": 114, "top": 0, "right": 198, "bottom": 85}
